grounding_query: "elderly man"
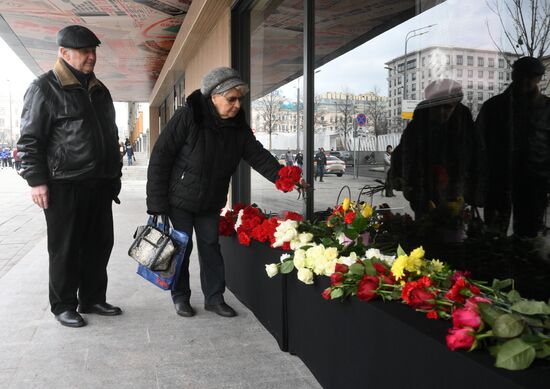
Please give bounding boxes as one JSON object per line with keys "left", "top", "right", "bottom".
{"left": 476, "top": 56, "right": 550, "bottom": 237}
{"left": 17, "top": 25, "right": 122, "bottom": 327}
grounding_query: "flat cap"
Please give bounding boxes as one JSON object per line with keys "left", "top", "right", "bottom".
{"left": 201, "top": 67, "right": 247, "bottom": 96}
{"left": 56, "top": 25, "right": 101, "bottom": 49}
{"left": 513, "top": 56, "right": 545, "bottom": 76}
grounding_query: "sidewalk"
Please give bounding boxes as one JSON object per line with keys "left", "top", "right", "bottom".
{"left": 0, "top": 167, "right": 320, "bottom": 389}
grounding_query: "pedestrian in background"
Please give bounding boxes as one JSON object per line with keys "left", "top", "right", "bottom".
{"left": 285, "top": 148, "right": 294, "bottom": 166}
{"left": 384, "top": 145, "right": 395, "bottom": 197}
{"left": 17, "top": 25, "right": 122, "bottom": 327}
{"left": 314, "top": 147, "right": 327, "bottom": 182}
{"left": 126, "top": 142, "right": 134, "bottom": 166}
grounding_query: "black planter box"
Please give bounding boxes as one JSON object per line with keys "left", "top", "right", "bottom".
{"left": 286, "top": 276, "right": 549, "bottom": 389}
{"left": 220, "top": 235, "right": 288, "bottom": 351}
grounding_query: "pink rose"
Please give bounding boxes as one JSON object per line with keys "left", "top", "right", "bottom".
{"left": 322, "top": 287, "right": 332, "bottom": 300}
{"left": 452, "top": 307, "right": 481, "bottom": 329}
{"left": 464, "top": 296, "right": 492, "bottom": 312}
{"left": 446, "top": 327, "right": 475, "bottom": 351}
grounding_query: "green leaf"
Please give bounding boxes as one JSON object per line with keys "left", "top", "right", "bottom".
{"left": 511, "top": 300, "right": 550, "bottom": 316}
{"left": 488, "top": 345, "right": 501, "bottom": 357}
{"left": 349, "top": 263, "right": 365, "bottom": 276}
{"left": 494, "top": 339, "right": 536, "bottom": 370}
{"left": 506, "top": 290, "right": 522, "bottom": 304}
{"left": 493, "top": 314, "right": 524, "bottom": 338}
{"left": 397, "top": 244, "right": 406, "bottom": 257}
{"left": 346, "top": 228, "right": 358, "bottom": 240}
{"left": 280, "top": 261, "right": 295, "bottom": 274}
{"left": 536, "top": 344, "right": 550, "bottom": 359}
{"left": 492, "top": 278, "right": 513, "bottom": 291}
{"left": 363, "top": 260, "right": 377, "bottom": 276}
{"left": 478, "top": 302, "right": 503, "bottom": 327}
{"left": 330, "top": 288, "right": 344, "bottom": 299}
{"left": 321, "top": 238, "right": 333, "bottom": 247}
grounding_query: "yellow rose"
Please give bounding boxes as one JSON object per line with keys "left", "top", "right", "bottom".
{"left": 342, "top": 197, "right": 350, "bottom": 211}
{"left": 324, "top": 247, "right": 338, "bottom": 261}
{"left": 361, "top": 203, "right": 373, "bottom": 218}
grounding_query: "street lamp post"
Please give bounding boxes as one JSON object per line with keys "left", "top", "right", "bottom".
{"left": 402, "top": 24, "right": 436, "bottom": 128}
{"left": 6, "top": 79, "right": 12, "bottom": 146}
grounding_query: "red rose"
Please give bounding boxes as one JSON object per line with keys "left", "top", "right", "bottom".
{"left": 344, "top": 211, "right": 356, "bottom": 225}
{"left": 373, "top": 262, "right": 388, "bottom": 275}
{"left": 335, "top": 263, "right": 349, "bottom": 274}
{"left": 218, "top": 217, "right": 234, "bottom": 236}
{"left": 281, "top": 241, "right": 291, "bottom": 251}
{"left": 445, "top": 277, "right": 480, "bottom": 304}
{"left": 322, "top": 287, "right": 332, "bottom": 300}
{"left": 380, "top": 274, "right": 395, "bottom": 285}
{"left": 237, "top": 231, "right": 251, "bottom": 246}
{"left": 275, "top": 177, "right": 295, "bottom": 192}
{"left": 330, "top": 272, "right": 344, "bottom": 286}
{"left": 464, "top": 296, "right": 492, "bottom": 312}
{"left": 332, "top": 205, "right": 344, "bottom": 215}
{"left": 357, "top": 275, "right": 380, "bottom": 302}
{"left": 402, "top": 277, "right": 436, "bottom": 310}
{"left": 446, "top": 327, "right": 475, "bottom": 351}
{"left": 452, "top": 307, "right": 481, "bottom": 329}
{"left": 426, "top": 310, "right": 439, "bottom": 320}
{"left": 281, "top": 210, "right": 303, "bottom": 221}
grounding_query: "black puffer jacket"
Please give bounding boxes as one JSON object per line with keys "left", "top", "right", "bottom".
{"left": 146, "top": 90, "right": 282, "bottom": 214}
{"left": 17, "top": 59, "right": 121, "bottom": 187}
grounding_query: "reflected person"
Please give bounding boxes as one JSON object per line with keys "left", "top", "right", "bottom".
{"left": 476, "top": 56, "right": 550, "bottom": 238}
{"left": 392, "top": 79, "right": 481, "bottom": 219}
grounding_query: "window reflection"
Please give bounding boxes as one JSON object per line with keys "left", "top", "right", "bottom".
{"left": 244, "top": 0, "right": 549, "bottom": 299}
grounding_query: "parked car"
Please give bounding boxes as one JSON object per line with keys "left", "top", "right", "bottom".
{"left": 324, "top": 155, "right": 345, "bottom": 177}
{"left": 330, "top": 150, "right": 353, "bottom": 166}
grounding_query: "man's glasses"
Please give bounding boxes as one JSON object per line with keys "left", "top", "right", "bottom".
{"left": 223, "top": 95, "right": 244, "bottom": 104}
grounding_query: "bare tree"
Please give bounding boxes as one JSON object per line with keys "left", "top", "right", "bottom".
{"left": 364, "top": 86, "right": 388, "bottom": 137}
{"left": 486, "top": 0, "right": 550, "bottom": 60}
{"left": 254, "top": 90, "right": 285, "bottom": 150}
{"left": 335, "top": 91, "right": 356, "bottom": 150}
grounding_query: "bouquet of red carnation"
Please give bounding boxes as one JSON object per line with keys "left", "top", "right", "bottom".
{"left": 275, "top": 166, "right": 302, "bottom": 193}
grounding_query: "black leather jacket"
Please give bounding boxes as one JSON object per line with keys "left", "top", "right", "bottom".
{"left": 17, "top": 59, "right": 121, "bottom": 187}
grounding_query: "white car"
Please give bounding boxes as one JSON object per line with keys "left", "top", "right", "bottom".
{"left": 324, "top": 156, "right": 345, "bottom": 177}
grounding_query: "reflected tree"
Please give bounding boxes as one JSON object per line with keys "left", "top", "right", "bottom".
{"left": 255, "top": 90, "right": 285, "bottom": 150}
{"left": 364, "top": 86, "right": 389, "bottom": 137}
{"left": 335, "top": 91, "right": 356, "bottom": 150}
{"left": 486, "top": 0, "right": 550, "bottom": 59}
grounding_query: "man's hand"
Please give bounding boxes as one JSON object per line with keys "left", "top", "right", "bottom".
{"left": 31, "top": 185, "right": 49, "bottom": 209}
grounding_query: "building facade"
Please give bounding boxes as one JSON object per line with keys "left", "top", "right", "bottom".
{"left": 385, "top": 46, "right": 517, "bottom": 126}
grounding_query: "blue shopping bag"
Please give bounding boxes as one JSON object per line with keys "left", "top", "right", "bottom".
{"left": 136, "top": 217, "right": 189, "bottom": 290}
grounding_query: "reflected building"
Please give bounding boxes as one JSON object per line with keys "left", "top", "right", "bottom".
{"left": 385, "top": 46, "right": 519, "bottom": 128}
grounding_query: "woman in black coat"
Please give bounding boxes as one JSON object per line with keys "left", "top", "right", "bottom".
{"left": 146, "top": 67, "right": 284, "bottom": 318}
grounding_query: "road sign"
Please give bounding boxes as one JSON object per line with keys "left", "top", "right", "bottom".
{"left": 401, "top": 100, "right": 421, "bottom": 120}
{"left": 356, "top": 113, "right": 367, "bottom": 126}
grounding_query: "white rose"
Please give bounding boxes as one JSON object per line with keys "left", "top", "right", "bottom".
{"left": 265, "top": 263, "right": 279, "bottom": 278}
{"left": 280, "top": 253, "right": 291, "bottom": 262}
{"left": 324, "top": 247, "right": 338, "bottom": 261}
{"left": 338, "top": 252, "right": 357, "bottom": 266}
{"left": 335, "top": 232, "right": 346, "bottom": 244}
{"left": 297, "top": 268, "right": 314, "bottom": 285}
{"left": 365, "top": 248, "right": 382, "bottom": 259}
{"left": 234, "top": 209, "right": 244, "bottom": 231}
{"left": 298, "top": 232, "right": 313, "bottom": 244}
{"left": 324, "top": 260, "right": 337, "bottom": 276}
{"left": 293, "top": 249, "right": 306, "bottom": 268}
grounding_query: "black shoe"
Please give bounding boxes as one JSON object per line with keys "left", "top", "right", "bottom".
{"left": 55, "top": 310, "right": 86, "bottom": 328}
{"left": 78, "top": 302, "right": 122, "bottom": 316}
{"left": 174, "top": 300, "right": 195, "bottom": 317}
{"left": 204, "top": 302, "right": 236, "bottom": 317}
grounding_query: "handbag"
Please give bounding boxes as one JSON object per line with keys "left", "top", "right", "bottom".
{"left": 128, "top": 215, "right": 175, "bottom": 271}
{"left": 136, "top": 227, "right": 189, "bottom": 290}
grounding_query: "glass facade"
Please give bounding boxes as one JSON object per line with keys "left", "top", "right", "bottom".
{"left": 232, "top": 0, "right": 549, "bottom": 298}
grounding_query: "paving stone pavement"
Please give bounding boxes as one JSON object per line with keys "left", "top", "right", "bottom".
{"left": 0, "top": 165, "right": 322, "bottom": 389}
